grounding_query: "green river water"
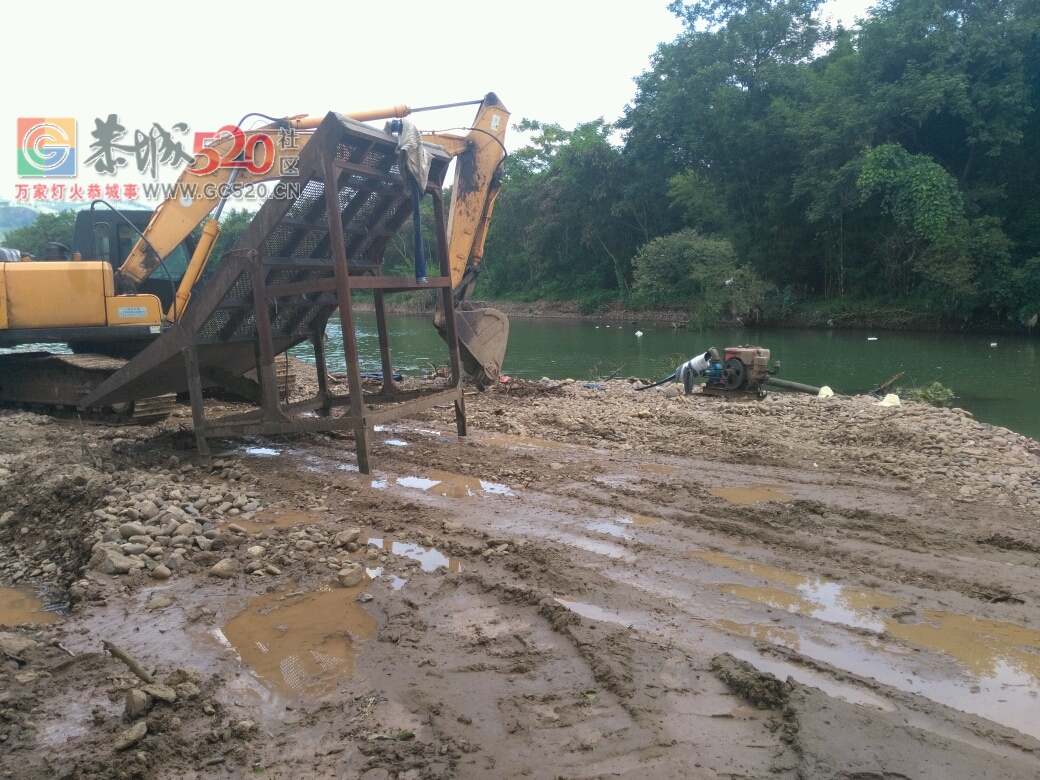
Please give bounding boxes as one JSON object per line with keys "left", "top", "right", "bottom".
{"left": 293, "top": 313, "right": 1040, "bottom": 442}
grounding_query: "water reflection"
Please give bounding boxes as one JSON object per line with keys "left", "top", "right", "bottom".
{"left": 694, "top": 550, "right": 1040, "bottom": 683}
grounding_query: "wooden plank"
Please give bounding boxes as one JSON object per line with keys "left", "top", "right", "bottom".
{"left": 249, "top": 253, "right": 283, "bottom": 419}
{"left": 312, "top": 332, "right": 331, "bottom": 417}
{"left": 366, "top": 388, "right": 463, "bottom": 427}
{"left": 432, "top": 194, "right": 468, "bottom": 437}
{"left": 324, "top": 150, "right": 372, "bottom": 474}
{"left": 334, "top": 159, "right": 404, "bottom": 185}
{"left": 182, "top": 344, "right": 210, "bottom": 455}
{"left": 373, "top": 290, "right": 395, "bottom": 398}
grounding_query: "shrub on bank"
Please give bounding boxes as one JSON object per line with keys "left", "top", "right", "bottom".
{"left": 631, "top": 229, "right": 772, "bottom": 327}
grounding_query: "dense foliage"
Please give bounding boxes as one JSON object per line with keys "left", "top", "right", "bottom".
{"left": 482, "top": 0, "right": 1040, "bottom": 329}
{"left": 2, "top": 211, "right": 76, "bottom": 258}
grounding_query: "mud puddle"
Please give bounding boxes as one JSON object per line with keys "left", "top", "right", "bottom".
{"left": 217, "top": 584, "right": 377, "bottom": 696}
{"left": 362, "top": 470, "right": 514, "bottom": 499}
{"left": 362, "top": 537, "right": 463, "bottom": 573}
{"left": 694, "top": 550, "right": 1040, "bottom": 738}
{"left": 223, "top": 509, "right": 322, "bottom": 534}
{"left": 480, "top": 433, "right": 566, "bottom": 449}
{"left": 554, "top": 597, "right": 631, "bottom": 627}
{"left": 707, "top": 486, "right": 793, "bottom": 504}
{"left": 730, "top": 649, "right": 896, "bottom": 712}
{"left": 620, "top": 514, "right": 661, "bottom": 526}
{"left": 243, "top": 446, "right": 280, "bottom": 457}
{"left": 0, "top": 586, "right": 58, "bottom": 625}
{"left": 637, "top": 463, "right": 681, "bottom": 475}
{"left": 587, "top": 521, "right": 633, "bottom": 539}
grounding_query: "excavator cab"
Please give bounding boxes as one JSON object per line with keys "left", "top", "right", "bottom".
{"left": 71, "top": 209, "right": 197, "bottom": 313}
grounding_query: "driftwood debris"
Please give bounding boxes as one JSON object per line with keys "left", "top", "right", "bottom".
{"left": 102, "top": 641, "right": 154, "bottom": 683}
{"left": 872, "top": 371, "right": 904, "bottom": 396}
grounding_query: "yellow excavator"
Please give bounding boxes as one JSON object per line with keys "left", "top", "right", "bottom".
{"left": 0, "top": 94, "right": 510, "bottom": 415}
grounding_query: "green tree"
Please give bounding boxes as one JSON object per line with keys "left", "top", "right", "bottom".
{"left": 212, "top": 208, "right": 255, "bottom": 259}
{"left": 632, "top": 228, "right": 772, "bottom": 325}
{"left": 1, "top": 211, "right": 77, "bottom": 258}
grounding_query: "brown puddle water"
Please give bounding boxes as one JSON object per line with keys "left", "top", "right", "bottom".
{"left": 695, "top": 550, "right": 1040, "bottom": 690}
{"left": 223, "top": 510, "right": 322, "bottom": 534}
{"left": 637, "top": 463, "right": 681, "bottom": 475}
{"left": 360, "top": 471, "right": 513, "bottom": 498}
{"left": 218, "top": 584, "right": 377, "bottom": 696}
{"left": 707, "top": 487, "right": 793, "bottom": 505}
{"left": 622, "top": 514, "right": 661, "bottom": 526}
{"left": 0, "top": 587, "right": 58, "bottom": 626}
{"left": 361, "top": 537, "right": 463, "bottom": 573}
{"left": 481, "top": 434, "right": 565, "bottom": 449}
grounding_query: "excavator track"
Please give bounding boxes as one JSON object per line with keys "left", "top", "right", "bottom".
{"left": 0, "top": 352, "right": 176, "bottom": 424}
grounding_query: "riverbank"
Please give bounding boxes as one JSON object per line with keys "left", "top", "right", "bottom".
{"left": 2, "top": 364, "right": 1040, "bottom": 778}
{"left": 357, "top": 294, "right": 1036, "bottom": 334}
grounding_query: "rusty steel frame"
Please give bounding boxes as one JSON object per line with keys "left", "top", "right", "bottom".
{"left": 79, "top": 113, "right": 466, "bottom": 473}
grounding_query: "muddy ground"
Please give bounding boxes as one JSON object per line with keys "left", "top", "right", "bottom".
{"left": 2, "top": 360, "right": 1040, "bottom": 779}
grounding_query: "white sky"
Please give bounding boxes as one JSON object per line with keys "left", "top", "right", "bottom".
{"left": 2, "top": 0, "right": 875, "bottom": 205}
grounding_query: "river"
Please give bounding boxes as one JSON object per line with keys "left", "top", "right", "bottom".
{"left": 293, "top": 313, "right": 1040, "bottom": 442}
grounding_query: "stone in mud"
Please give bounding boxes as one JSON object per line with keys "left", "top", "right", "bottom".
{"left": 226, "top": 523, "right": 247, "bottom": 535}
{"left": 125, "top": 689, "right": 153, "bottom": 719}
{"left": 141, "top": 683, "right": 177, "bottom": 704}
{"left": 150, "top": 565, "right": 171, "bottom": 581}
{"left": 247, "top": 546, "right": 265, "bottom": 557}
{"left": 208, "top": 558, "right": 237, "bottom": 579}
{"left": 119, "top": 522, "right": 148, "bottom": 539}
{"left": 113, "top": 720, "right": 147, "bottom": 751}
{"left": 443, "top": 522, "right": 462, "bottom": 532}
{"left": 334, "top": 528, "right": 362, "bottom": 547}
{"left": 174, "top": 682, "right": 201, "bottom": 700}
{"left": 138, "top": 501, "right": 160, "bottom": 520}
{"left": 232, "top": 720, "right": 256, "bottom": 739}
{"left": 146, "top": 595, "right": 173, "bottom": 611}
{"left": 165, "top": 668, "right": 202, "bottom": 687}
{"left": 91, "top": 546, "right": 134, "bottom": 575}
{"left": 338, "top": 562, "right": 365, "bottom": 587}
{"left": 295, "top": 540, "right": 317, "bottom": 552}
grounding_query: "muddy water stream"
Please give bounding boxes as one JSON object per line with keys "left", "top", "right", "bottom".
{"left": 0, "top": 586, "right": 58, "bottom": 626}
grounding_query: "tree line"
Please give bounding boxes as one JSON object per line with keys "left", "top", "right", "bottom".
{"left": 480, "top": 0, "right": 1040, "bottom": 330}
{"left": 6, "top": 1, "right": 1038, "bottom": 332}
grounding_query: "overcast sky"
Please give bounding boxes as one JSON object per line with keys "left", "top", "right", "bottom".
{"left": 3, "top": 0, "right": 876, "bottom": 204}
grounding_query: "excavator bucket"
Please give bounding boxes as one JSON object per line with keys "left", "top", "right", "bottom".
{"left": 455, "top": 304, "right": 509, "bottom": 387}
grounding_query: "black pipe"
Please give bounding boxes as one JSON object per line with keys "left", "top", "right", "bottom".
{"left": 764, "top": 377, "right": 821, "bottom": 395}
